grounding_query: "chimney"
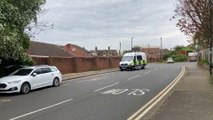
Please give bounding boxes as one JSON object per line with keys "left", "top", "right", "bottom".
{"left": 108, "top": 46, "right": 110, "bottom": 50}
{"left": 95, "top": 46, "right": 98, "bottom": 51}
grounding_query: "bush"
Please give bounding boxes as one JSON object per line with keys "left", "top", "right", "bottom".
{"left": 172, "top": 54, "right": 187, "bottom": 62}
{"left": 0, "top": 54, "right": 34, "bottom": 67}
{"left": 201, "top": 59, "right": 208, "bottom": 65}
{"left": 18, "top": 54, "right": 34, "bottom": 66}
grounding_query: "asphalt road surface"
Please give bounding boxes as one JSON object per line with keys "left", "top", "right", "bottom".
{"left": 0, "top": 63, "right": 190, "bottom": 120}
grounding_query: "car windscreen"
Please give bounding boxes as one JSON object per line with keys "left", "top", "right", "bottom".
{"left": 122, "top": 56, "right": 133, "bottom": 62}
{"left": 11, "top": 69, "right": 33, "bottom": 76}
{"left": 50, "top": 67, "right": 58, "bottom": 72}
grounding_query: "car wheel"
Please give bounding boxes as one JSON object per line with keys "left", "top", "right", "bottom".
{"left": 53, "top": 78, "right": 60, "bottom": 87}
{"left": 20, "top": 83, "right": 31, "bottom": 94}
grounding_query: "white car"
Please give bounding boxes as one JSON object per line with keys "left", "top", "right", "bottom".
{"left": 167, "top": 57, "right": 174, "bottom": 63}
{"left": 0, "top": 65, "right": 62, "bottom": 94}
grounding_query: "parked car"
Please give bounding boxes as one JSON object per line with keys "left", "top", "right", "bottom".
{"left": 167, "top": 57, "right": 174, "bottom": 63}
{"left": 189, "top": 56, "right": 197, "bottom": 62}
{"left": 0, "top": 65, "right": 62, "bottom": 94}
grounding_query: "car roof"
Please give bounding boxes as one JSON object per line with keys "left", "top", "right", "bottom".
{"left": 21, "top": 65, "right": 51, "bottom": 69}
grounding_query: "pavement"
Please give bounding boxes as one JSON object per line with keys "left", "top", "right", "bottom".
{"left": 149, "top": 64, "right": 213, "bottom": 120}
{"left": 62, "top": 68, "right": 119, "bottom": 80}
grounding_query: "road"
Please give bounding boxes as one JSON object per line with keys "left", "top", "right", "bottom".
{"left": 0, "top": 63, "right": 188, "bottom": 120}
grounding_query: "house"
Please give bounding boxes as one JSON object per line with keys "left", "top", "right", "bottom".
{"left": 28, "top": 41, "right": 74, "bottom": 57}
{"left": 62, "top": 44, "right": 89, "bottom": 57}
{"left": 89, "top": 46, "right": 118, "bottom": 56}
{"left": 142, "top": 47, "right": 161, "bottom": 62}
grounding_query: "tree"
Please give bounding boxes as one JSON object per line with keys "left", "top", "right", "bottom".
{"left": 0, "top": 0, "right": 46, "bottom": 64}
{"left": 173, "top": 45, "right": 186, "bottom": 51}
{"left": 132, "top": 46, "right": 141, "bottom": 52}
{"left": 174, "top": 0, "right": 212, "bottom": 48}
{"left": 163, "top": 45, "right": 193, "bottom": 62}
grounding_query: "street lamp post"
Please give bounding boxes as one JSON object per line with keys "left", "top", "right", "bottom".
{"left": 131, "top": 37, "right": 134, "bottom": 51}
{"left": 209, "top": 0, "right": 212, "bottom": 75}
{"left": 160, "top": 37, "right": 163, "bottom": 62}
{"left": 119, "top": 42, "right": 121, "bottom": 56}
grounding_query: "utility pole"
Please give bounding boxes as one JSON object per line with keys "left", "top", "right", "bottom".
{"left": 131, "top": 37, "right": 134, "bottom": 51}
{"left": 209, "top": 0, "right": 212, "bottom": 75}
{"left": 160, "top": 37, "right": 163, "bottom": 62}
{"left": 148, "top": 44, "right": 150, "bottom": 62}
{"left": 119, "top": 42, "right": 121, "bottom": 56}
{"left": 141, "top": 44, "right": 143, "bottom": 52}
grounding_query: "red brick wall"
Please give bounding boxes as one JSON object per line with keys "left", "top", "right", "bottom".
{"left": 72, "top": 57, "right": 94, "bottom": 73}
{"left": 94, "top": 57, "right": 109, "bottom": 70}
{"left": 32, "top": 57, "right": 49, "bottom": 65}
{"left": 110, "top": 57, "right": 121, "bottom": 68}
{"left": 32, "top": 56, "right": 121, "bottom": 74}
{"left": 48, "top": 57, "right": 74, "bottom": 74}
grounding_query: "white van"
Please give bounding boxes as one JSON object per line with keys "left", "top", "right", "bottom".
{"left": 119, "top": 52, "right": 147, "bottom": 71}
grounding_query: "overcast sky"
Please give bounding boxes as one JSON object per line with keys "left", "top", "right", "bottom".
{"left": 34, "top": 0, "right": 189, "bottom": 51}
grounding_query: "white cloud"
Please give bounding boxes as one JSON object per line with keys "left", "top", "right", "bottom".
{"left": 34, "top": 0, "right": 189, "bottom": 51}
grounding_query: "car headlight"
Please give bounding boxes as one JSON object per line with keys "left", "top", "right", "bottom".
{"left": 8, "top": 80, "right": 21, "bottom": 84}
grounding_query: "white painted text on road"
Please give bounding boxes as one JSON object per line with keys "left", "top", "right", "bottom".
{"left": 100, "top": 89, "right": 150, "bottom": 96}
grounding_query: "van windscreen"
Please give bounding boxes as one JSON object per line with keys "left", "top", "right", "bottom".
{"left": 122, "top": 56, "right": 133, "bottom": 62}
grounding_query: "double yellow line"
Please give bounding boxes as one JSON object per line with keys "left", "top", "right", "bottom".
{"left": 127, "top": 66, "right": 186, "bottom": 120}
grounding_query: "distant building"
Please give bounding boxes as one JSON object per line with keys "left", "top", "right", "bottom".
{"left": 142, "top": 47, "right": 161, "bottom": 62}
{"left": 162, "top": 48, "right": 170, "bottom": 54}
{"left": 28, "top": 41, "right": 74, "bottom": 57}
{"left": 62, "top": 44, "right": 89, "bottom": 57}
{"left": 132, "top": 46, "right": 141, "bottom": 52}
{"left": 89, "top": 46, "right": 118, "bottom": 56}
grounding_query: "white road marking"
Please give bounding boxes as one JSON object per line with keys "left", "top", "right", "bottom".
{"left": 95, "top": 82, "right": 119, "bottom": 92}
{"left": 77, "top": 77, "right": 105, "bottom": 83}
{"left": 100, "top": 88, "right": 150, "bottom": 96}
{"left": 128, "top": 74, "right": 141, "bottom": 80}
{"left": 9, "top": 98, "right": 73, "bottom": 120}
{"left": 153, "top": 68, "right": 159, "bottom": 71}
{"left": 128, "top": 89, "right": 150, "bottom": 96}
{"left": 101, "top": 89, "right": 128, "bottom": 95}
{"left": 144, "top": 71, "right": 151, "bottom": 74}
{"left": 0, "top": 99, "right": 11, "bottom": 104}
{"left": 0, "top": 99, "right": 11, "bottom": 102}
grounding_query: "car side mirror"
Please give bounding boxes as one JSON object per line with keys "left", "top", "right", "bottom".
{"left": 32, "top": 73, "right": 37, "bottom": 77}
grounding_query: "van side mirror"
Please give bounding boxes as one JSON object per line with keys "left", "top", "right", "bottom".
{"left": 32, "top": 73, "right": 37, "bottom": 77}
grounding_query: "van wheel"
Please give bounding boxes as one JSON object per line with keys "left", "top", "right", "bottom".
{"left": 141, "top": 64, "right": 145, "bottom": 69}
{"left": 131, "top": 66, "right": 135, "bottom": 71}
